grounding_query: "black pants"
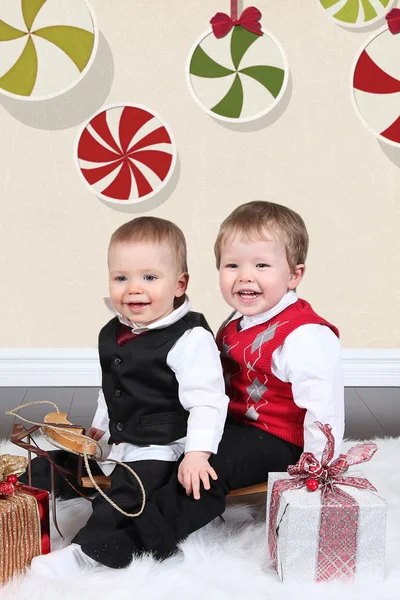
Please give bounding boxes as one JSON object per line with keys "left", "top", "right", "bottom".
{"left": 77, "top": 419, "right": 301, "bottom": 568}
{"left": 73, "top": 459, "right": 177, "bottom": 567}
{"left": 25, "top": 420, "right": 302, "bottom": 568}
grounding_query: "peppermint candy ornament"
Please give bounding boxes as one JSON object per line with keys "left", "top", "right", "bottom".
{"left": 352, "top": 12, "right": 400, "bottom": 147}
{"left": 186, "top": 2, "right": 288, "bottom": 123}
{"left": 318, "top": 0, "right": 395, "bottom": 28}
{"left": 0, "top": 0, "right": 97, "bottom": 100}
{"left": 75, "top": 104, "right": 177, "bottom": 204}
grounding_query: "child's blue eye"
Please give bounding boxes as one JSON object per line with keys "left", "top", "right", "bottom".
{"left": 115, "top": 276, "right": 127, "bottom": 282}
{"left": 256, "top": 263, "right": 269, "bottom": 268}
{"left": 226, "top": 264, "right": 238, "bottom": 269}
{"left": 144, "top": 274, "right": 157, "bottom": 281}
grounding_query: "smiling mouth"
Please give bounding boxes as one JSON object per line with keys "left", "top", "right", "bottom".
{"left": 237, "top": 291, "right": 261, "bottom": 299}
{"left": 127, "top": 302, "right": 149, "bottom": 310}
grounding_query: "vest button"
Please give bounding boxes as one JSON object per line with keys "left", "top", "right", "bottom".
{"left": 115, "top": 389, "right": 121, "bottom": 397}
{"left": 114, "top": 357, "right": 122, "bottom": 366}
{"left": 116, "top": 422, "right": 124, "bottom": 432}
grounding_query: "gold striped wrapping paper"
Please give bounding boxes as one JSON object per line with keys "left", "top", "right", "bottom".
{"left": 0, "top": 491, "right": 41, "bottom": 586}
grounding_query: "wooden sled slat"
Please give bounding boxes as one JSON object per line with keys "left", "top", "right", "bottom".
{"left": 80, "top": 477, "right": 267, "bottom": 497}
{"left": 81, "top": 476, "right": 112, "bottom": 489}
{"left": 228, "top": 482, "right": 268, "bottom": 497}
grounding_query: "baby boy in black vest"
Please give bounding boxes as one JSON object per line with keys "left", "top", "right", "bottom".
{"left": 29, "top": 216, "right": 229, "bottom": 577}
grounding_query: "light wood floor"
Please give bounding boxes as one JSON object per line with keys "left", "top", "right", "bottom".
{"left": 0, "top": 387, "right": 399, "bottom": 441}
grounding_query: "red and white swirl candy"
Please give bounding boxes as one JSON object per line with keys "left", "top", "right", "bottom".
{"left": 352, "top": 16, "right": 400, "bottom": 147}
{"left": 75, "top": 104, "right": 177, "bottom": 204}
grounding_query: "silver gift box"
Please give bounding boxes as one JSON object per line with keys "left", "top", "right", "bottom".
{"left": 266, "top": 470, "right": 387, "bottom": 583}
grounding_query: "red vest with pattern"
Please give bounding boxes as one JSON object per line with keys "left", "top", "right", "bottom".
{"left": 216, "top": 299, "right": 339, "bottom": 448}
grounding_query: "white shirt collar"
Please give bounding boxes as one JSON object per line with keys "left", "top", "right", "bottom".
{"left": 229, "top": 290, "right": 298, "bottom": 329}
{"left": 103, "top": 297, "right": 191, "bottom": 334}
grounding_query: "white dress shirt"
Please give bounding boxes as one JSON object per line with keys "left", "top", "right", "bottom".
{"left": 228, "top": 290, "right": 345, "bottom": 460}
{"left": 91, "top": 298, "right": 229, "bottom": 475}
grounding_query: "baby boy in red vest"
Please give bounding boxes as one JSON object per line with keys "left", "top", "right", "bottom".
{"left": 213, "top": 200, "right": 344, "bottom": 487}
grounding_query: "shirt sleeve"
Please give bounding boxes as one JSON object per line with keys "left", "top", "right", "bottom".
{"left": 90, "top": 388, "right": 110, "bottom": 432}
{"left": 167, "top": 327, "right": 229, "bottom": 454}
{"left": 272, "top": 324, "right": 344, "bottom": 460}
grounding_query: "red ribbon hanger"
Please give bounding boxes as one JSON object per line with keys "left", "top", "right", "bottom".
{"left": 210, "top": 1, "right": 263, "bottom": 38}
{"left": 386, "top": 8, "right": 400, "bottom": 34}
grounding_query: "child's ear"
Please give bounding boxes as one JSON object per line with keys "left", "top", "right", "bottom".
{"left": 288, "top": 264, "right": 305, "bottom": 290}
{"left": 176, "top": 272, "right": 189, "bottom": 297}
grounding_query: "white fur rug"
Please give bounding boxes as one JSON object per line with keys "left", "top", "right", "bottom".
{"left": 1, "top": 435, "right": 399, "bottom": 600}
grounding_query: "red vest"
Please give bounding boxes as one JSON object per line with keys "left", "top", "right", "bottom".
{"left": 216, "top": 299, "right": 339, "bottom": 448}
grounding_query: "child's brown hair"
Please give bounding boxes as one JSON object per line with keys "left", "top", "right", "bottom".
{"left": 214, "top": 201, "right": 309, "bottom": 272}
{"left": 109, "top": 216, "right": 188, "bottom": 274}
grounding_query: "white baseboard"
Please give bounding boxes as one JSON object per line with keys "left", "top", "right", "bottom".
{"left": 341, "top": 349, "right": 400, "bottom": 387}
{"left": 0, "top": 349, "right": 399, "bottom": 387}
{"left": 0, "top": 349, "right": 101, "bottom": 387}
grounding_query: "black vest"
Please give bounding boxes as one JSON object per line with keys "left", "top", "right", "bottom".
{"left": 99, "top": 311, "right": 213, "bottom": 445}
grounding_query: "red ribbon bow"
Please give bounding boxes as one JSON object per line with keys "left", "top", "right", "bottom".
{"left": 0, "top": 481, "right": 15, "bottom": 496}
{"left": 268, "top": 423, "right": 378, "bottom": 580}
{"left": 286, "top": 422, "right": 378, "bottom": 490}
{"left": 386, "top": 8, "right": 400, "bottom": 34}
{"left": 210, "top": 7, "right": 262, "bottom": 39}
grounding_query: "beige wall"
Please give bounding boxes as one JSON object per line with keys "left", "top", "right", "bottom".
{"left": 0, "top": 0, "right": 399, "bottom": 349}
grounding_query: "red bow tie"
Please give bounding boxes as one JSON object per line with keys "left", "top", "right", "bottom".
{"left": 210, "top": 7, "right": 263, "bottom": 39}
{"left": 117, "top": 324, "right": 145, "bottom": 347}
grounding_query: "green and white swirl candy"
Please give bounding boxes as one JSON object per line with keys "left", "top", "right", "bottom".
{"left": 187, "top": 26, "right": 288, "bottom": 123}
{"left": 318, "top": 0, "right": 395, "bottom": 28}
{"left": 0, "top": 0, "right": 97, "bottom": 100}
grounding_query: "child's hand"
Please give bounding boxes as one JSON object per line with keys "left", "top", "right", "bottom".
{"left": 178, "top": 451, "right": 218, "bottom": 500}
{"left": 87, "top": 427, "right": 105, "bottom": 441}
